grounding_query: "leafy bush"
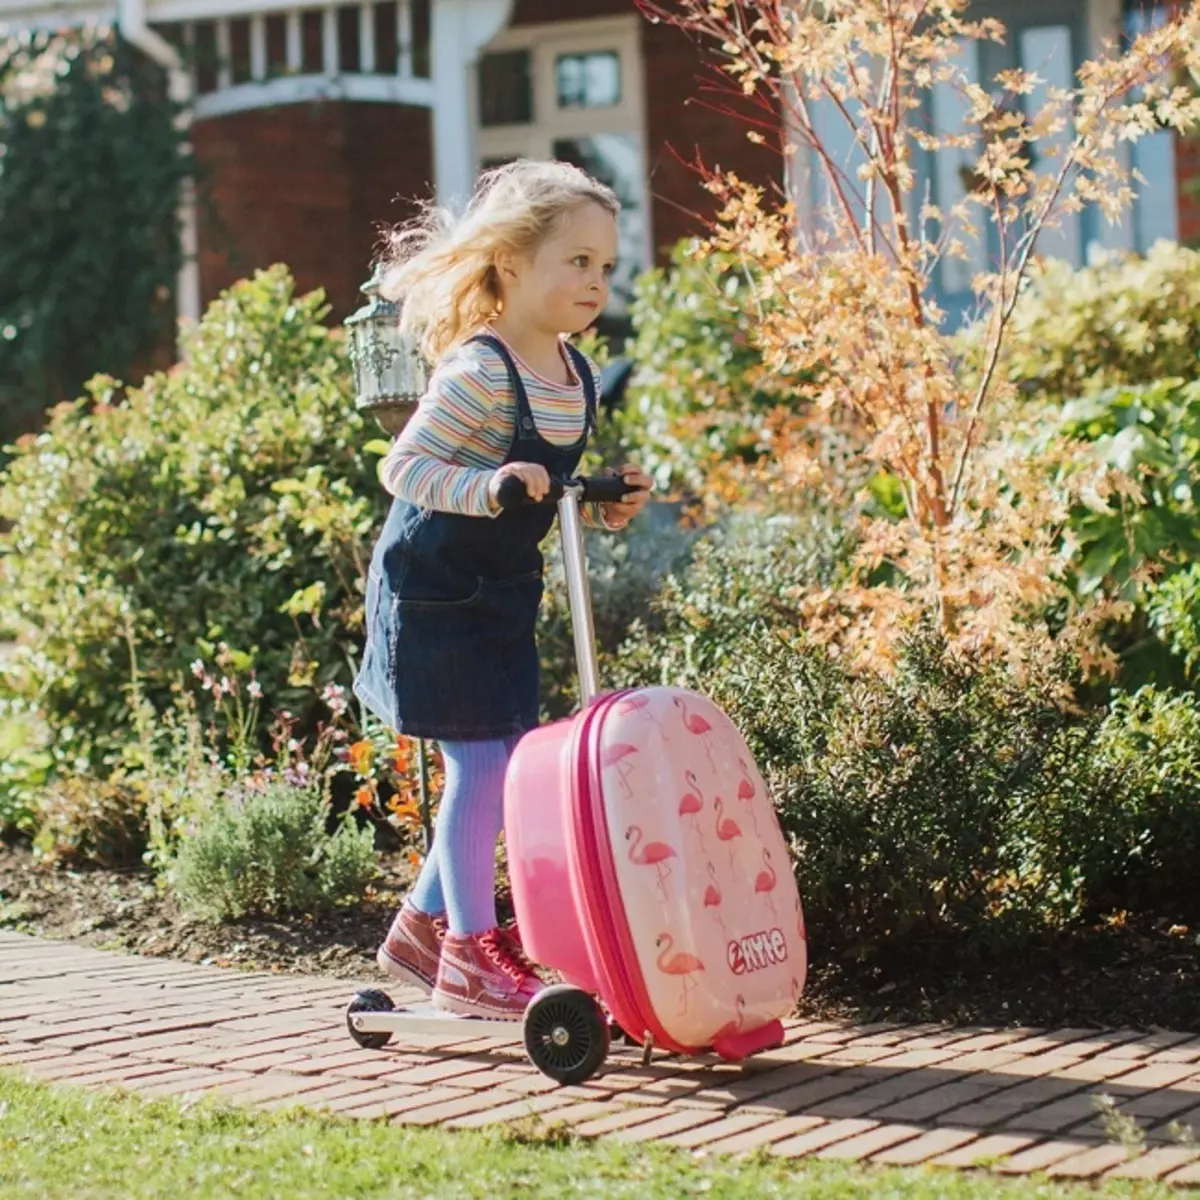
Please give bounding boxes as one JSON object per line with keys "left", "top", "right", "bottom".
{"left": 982, "top": 241, "right": 1200, "bottom": 404}
{"left": 170, "top": 778, "right": 377, "bottom": 921}
{"left": 0, "top": 29, "right": 190, "bottom": 454}
{"left": 1047, "top": 380, "right": 1200, "bottom": 598}
{"left": 1036, "top": 688, "right": 1200, "bottom": 923}
{"left": 614, "top": 242, "right": 801, "bottom": 495}
{"left": 32, "top": 775, "right": 147, "bottom": 869}
{"left": 0, "top": 266, "right": 383, "bottom": 775}
{"left": 0, "top": 700, "right": 51, "bottom": 839}
{"left": 1147, "top": 563, "right": 1200, "bottom": 678}
{"left": 613, "top": 526, "right": 1200, "bottom": 956}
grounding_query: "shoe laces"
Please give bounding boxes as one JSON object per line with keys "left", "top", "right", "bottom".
{"left": 478, "top": 929, "right": 533, "bottom": 986}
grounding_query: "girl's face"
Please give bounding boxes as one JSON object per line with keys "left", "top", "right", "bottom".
{"left": 500, "top": 201, "right": 619, "bottom": 335}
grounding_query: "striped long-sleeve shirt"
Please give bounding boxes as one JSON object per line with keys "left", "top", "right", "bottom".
{"left": 381, "top": 330, "right": 602, "bottom": 518}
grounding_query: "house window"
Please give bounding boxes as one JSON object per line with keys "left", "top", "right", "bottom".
{"left": 556, "top": 51, "right": 621, "bottom": 109}
{"left": 1123, "top": 0, "right": 1179, "bottom": 251}
{"left": 474, "top": 17, "right": 649, "bottom": 320}
{"left": 479, "top": 49, "right": 534, "bottom": 127}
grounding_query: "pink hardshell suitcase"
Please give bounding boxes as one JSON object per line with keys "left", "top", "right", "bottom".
{"left": 504, "top": 479, "right": 807, "bottom": 1068}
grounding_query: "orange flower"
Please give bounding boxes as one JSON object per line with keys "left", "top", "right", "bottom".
{"left": 347, "top": 739, "right": 374, "bottom": 776}
{"left": 387, "top": 796, "right": 422, "bottom": 822}
{"left": 391, "top": 737, "right": 412, "bottom": 774}
{"left": 354, "top": 783, "right": 376, "bottom": 810}
{"left": 407, "top": 850, "right": 424, "bottom": 869}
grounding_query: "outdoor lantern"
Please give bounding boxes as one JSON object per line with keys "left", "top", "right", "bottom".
{"left": 345, "top": 265, "right": 428, "bottom": 435}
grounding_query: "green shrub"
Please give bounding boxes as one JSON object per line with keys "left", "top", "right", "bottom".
{"left": 0, "top": 29, "right": 190, "bottom": 455}
{"left": 0, "top": 266, "right": 383, "bottom": 775}
{"left": 1147, "top": 563, "right": 1200, "bottom": 678}
{"left": 0, "top": 700, "right": 51, "bottom": 839}
{"left": 32, "top": 775, "right": 147, "bottom": 869}
{"left": 170, "top": 778, "right": 377, "bottom": 921}
{"left": 1038, "top": 688, "right": 1200, "bottom": 923}
{"left": 612, "top": 526, "right": 1200, "bottom": 956}
{"left": 976, "top": 241, "right": 1200, "bottom": 405}
{"left": 615, "top": 242, "right": 801, "bottom": 495}
{"left": 1051, "top": 380, "right": 1200, "bottom": 597}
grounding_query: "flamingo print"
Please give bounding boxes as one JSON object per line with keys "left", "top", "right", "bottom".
{"left": 616, "top": 692, "right": 668, "bottom": 739}
{"left": 755, "top": 847, "right": 779, "bottom": 921}
{"left": 677, "top": 770, "right": 709, "bottom": 854}
{"left": 736, "top": 757, "right": 762, "bottom": 836}
{"left": 712, "top": 994, "right": 747, "bottom": 1043}
{"left": 602, "top": 742, "right": 639, "bottom": 799}
{"left": 702, "top": 862, "right": 726, "bottom": 937}
{"left": 655, "top": 933, "right": 704, "bottom": 1016}
{"left": 626, "top": 825, "right": 678, "bottom": 901}
{"left": 714, "top": 796, "right": 743, "bottom": 871}
{"left": 673, "top": 696, "right": 717, "bottom": 770}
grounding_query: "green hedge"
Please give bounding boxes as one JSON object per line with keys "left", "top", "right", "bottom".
{"left": 0, "top": 266, "right": 383, "bottom": 775}
{"left": 612, "top": 527, "right": 1200, "bottom": 956}
{"left": 977, "top": 241, "right": 1200, "bottom": 405}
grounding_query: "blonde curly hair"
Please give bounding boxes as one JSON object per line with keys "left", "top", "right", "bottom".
{"left": 378, "top": 159, "right": 620, "bottom": 364}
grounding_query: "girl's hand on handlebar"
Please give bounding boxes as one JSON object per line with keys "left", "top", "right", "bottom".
{"left": 600, "top": 464, "right": 653, "bottom": 529}
{"left": 489, "top": 462, "right": 551, "bottom": 509}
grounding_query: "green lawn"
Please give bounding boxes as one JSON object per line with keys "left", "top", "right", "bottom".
{"left": 0, "top": 1070, "right": 1191, "bottom": 1199}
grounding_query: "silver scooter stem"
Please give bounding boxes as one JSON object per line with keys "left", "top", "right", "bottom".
{"left": 557, "top": 486, "right": 600, "bottom": 707}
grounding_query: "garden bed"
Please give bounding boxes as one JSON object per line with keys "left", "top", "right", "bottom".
{"left": 2, "top": 842, "right": 1196, "bottom": 1032}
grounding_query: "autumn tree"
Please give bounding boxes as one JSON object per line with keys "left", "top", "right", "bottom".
{"left": 638, "top": 0, "right": 1200, "bottom": 673}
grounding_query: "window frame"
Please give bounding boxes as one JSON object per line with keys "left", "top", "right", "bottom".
{"left": 473, "top": 15, "right": 652, "bottom": 276}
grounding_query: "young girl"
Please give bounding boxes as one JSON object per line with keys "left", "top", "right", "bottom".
{"left": 353, "top": 160, "right": 652, "bottom": 1020}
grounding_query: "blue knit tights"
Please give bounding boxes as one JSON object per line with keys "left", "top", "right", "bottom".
{"left": 407, "top": 736, "right": 520, "bottom": 936}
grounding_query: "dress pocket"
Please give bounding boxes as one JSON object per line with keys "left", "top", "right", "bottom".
{"left": 397, "top": 574, "right": 485, "bottom": 610}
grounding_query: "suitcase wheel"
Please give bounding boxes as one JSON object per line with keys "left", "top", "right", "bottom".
{"left": 523, "top": 985, "right": 609, "bottom": 1085}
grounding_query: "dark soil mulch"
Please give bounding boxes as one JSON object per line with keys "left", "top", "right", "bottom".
{"left": 1, "top": 844, "right": 1196, "bottom": 1030}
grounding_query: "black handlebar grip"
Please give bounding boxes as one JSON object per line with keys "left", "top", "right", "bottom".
{"left": 494, "top": 472, "right": 647, "bottom": 511}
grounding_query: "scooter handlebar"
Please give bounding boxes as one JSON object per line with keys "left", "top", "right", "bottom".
{"left": 494, "top": 473, "right": 644, "bottom": 511}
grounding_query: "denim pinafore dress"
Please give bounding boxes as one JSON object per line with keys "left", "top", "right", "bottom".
{"left": 353, "top": 333, "right": 597, "bottom": 741}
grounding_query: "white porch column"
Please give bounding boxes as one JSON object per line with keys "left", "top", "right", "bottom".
{"left": 430, "top": 0, "right": 514, "bottom": 209}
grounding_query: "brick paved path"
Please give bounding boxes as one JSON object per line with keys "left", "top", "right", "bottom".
{"left": 2, "top": 930, "right": 1199, "bottom": 1186}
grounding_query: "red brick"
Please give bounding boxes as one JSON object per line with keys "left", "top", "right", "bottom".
{"left": 574, "top": 1105, "right": 673, "bottom": 1138}
{"left": 870, "top": 1128, "right": 979, "bottom": 1165}
{"left": 1165, "top": 1158, "right": 1200, "bottom": 1186}
{"left": 1101, "top": 1062, "right": 1198, "bottom": 1090}
{"left": 334, "top": 1086, "right": 429, "bottom": 1120}
{"left": 259, "top": 1078, "right": 384, "bottom": 1112}
{"left": 608, "top": 1107, "right": 727, "bottom": 1144}
{"left": 930, "top": 1133, "right": 1035, "bottom": 1167}
{"left": 816, "top": 1123, "right": 924, "bottom": 1161}
{"left": 703, "top": 1115, "right": 825, "bottom": 1155}
{"left": 1106, "top": 1146, "right": 1200, "bottom": 1181}
{"left": 659, "top": 1112, "right": 770, "bottom": 1149}
{"left": 66, "top": 1060, "right": 192, "bottom": 1089}
{"left": 994, "top": 1139, "right": 1095, "bottom": 1175}
{"left": 435, "top": 1092, "right": 570, "bottom": 1130}
{"left": 1045, "top": 1144, "right": 1135, "bottom": 1179}
{"left": 770, "top": 1119, "right": 879, "bottom": 1158}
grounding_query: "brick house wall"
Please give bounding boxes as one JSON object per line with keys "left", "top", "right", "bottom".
{"left": 192, "top": 102, "right": 433, "bottom": 319}
{"left": 189, "top": 1, "right": 778, "bottom": 318}
{"left": 511, "top": 0, "right": 780, "bottom": 257}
